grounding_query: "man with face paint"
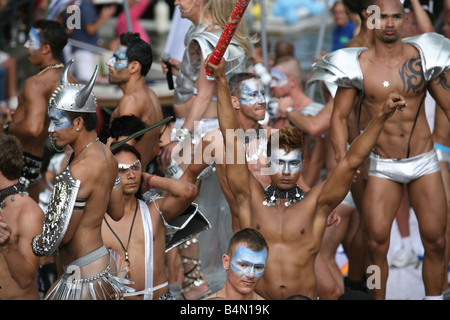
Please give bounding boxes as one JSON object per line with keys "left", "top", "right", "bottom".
{"left": 181, "top": 72, "right": 280, "bottom": 233}
{"left": 102, "top": 144, "right": 197, "bottom": 300}
{"left": 209, "top": 56, "right": 407, "bottom": 300}
{"left": 33, "top": 61, "right": 132, "bottom": 300}
{"left": 2, "top": 20, "right": 75, "bottom": 203}
{"left": 309, "top": 0, "right": 450, "bottom": 299}
{"left": 108, "top": 32, "right": 163, "bottom": 172}
{"left": 203, "top": 228, "right": 269, "bottom": 300}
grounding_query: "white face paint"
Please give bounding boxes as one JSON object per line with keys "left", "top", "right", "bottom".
{"left": 238, "top": 78, "right": 266, "bottom": 105}
{"left": 269, "top": 147, "right": 303, "bottom": 175}
{"left": 230, "top": 246, "right": 268, "bottom": 279}
{"left": 24, "top": 27, "right": 41, "bottom": 52}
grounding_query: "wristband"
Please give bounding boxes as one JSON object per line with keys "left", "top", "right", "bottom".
{"left": 148, "top": 174, "right": 157, "bottom": 189}
{"left": 285, "top": 107, "right": 294, "bottom": 119}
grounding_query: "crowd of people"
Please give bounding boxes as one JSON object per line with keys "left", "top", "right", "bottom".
{"left": 0, "top": 0, "right": 449, "bottom": 302}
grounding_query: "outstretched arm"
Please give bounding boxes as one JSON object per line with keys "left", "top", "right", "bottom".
{"left": 318, "top": 93, "right": 407, "bottom": 216}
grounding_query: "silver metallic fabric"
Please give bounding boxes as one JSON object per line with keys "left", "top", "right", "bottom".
{"left": 369, "top": 148, "right": 441, "bottom": 184}
{"left": 32, "top": 166, "right": 80, "bottom": 257}
{"left": 403, "top": 33, "right": 450, "bottom": 83}
{"left": 174, "top": 24, "right": 247, "bottom": 104}
{"left": 48, "top": 59, "right": 98, "bottom": 113}
{"left": 45, "top": 246, "right": 135, "bottom": 300}
{"left": 306, "top": 32, "right": 450, "bottom": 98}
{"left": 306, "top": 47, "right": 367, "bottom": 98}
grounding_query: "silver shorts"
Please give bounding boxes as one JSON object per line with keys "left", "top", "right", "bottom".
{"left": 435, "top": 143, "right": 450, "bottom": 167}
{"left": 369, "top": 148, "right": 441, "bottom": 184}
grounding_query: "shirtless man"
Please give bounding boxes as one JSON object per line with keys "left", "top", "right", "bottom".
{"left": 102, "top": 144, "right": 197, "bottom": 299}
{"left": 325, "top": 0, "right": 449, "bottom": 299}
{"left": 181, "top": 72, "right": 278, "bottom": 232}
{"left": 210, "top": 56, "right": 406, "bottom": 300}
{"left": 0, "top": 135, "right": 44, "bottom": 300}
{"left": 3, "top": 19, "right": 75, "bottom": 202}
{"left": 32, "top": 63, "right": 131, "bottom": 300}
{"left": 204, "top": 228, "right": 268, "bottom": 300}
{"left": 108, "top": 32, "right": 163, "bottom": 171}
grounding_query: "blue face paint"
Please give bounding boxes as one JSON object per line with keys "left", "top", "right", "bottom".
{"left": 107, "top": 46, "right": 129, "bottom": 70}
{"left": 269, "top": 148, "right": 303, "bottom": 175}
{"left": 48, "top": 107, "right": 72, "bottom": 132}
{"left": 238, "top": 79, "right": 266, "bottom": 105}
{"left": 24, "top": 27, "right": 41, "bottom": 52}
{"left": 230, "top": 245, "right": 268, "bottom": 279}
{"left": 270, "top": 68, "right": 289, "bottom": 88}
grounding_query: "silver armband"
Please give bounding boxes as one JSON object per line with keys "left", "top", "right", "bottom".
{"left": 113, "top": 175, "right": 121, "bottom": 189}
{"left": 32, "top": 234, "right": 45, "bottom": 256}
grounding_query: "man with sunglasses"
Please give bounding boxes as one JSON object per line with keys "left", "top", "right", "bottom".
{"left": 102, "top": 144, "right": 197, "bottom": 299}
{"left": 108, "top": 32, "right": 164, "bottom": 172}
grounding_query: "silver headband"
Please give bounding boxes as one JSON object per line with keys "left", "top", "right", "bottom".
{"left": 48, "top": 59, "right": 99, "bottom": 113}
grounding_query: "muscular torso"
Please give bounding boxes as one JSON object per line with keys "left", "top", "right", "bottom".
{"left": 242, "top": 178, "right": 326, "bottom": 300}
{"left": 359, "top": 44, "right": 433, "bottom": 158}
{"left": 102, "top": 199, "right": 168, "bottom": 300}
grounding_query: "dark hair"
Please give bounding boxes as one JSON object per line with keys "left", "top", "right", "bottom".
{"left": 65, "top": 111, "right": 97, "bottom": 132}
{"left": 109, "top": 115, "right": 146, "bottom": 141}
{"left": 120, "top": 32, "right": 153, "bottom": 76}
{"left": 343, "top": 0, "right": 377, "bottom": 19}
{"left": 111, "top": 143, "right": 142, "bottom": 161}
{"left": 267, "top": 125, "right": 304, "bottom": 156}
{"left": 0, "top": 134, "right": 23, "bottom": 180}
{"left": 227, "top": 228, "right": 269, "bottom": 256}
{"left": 33, "top": 19, "right": 68, "bottom": 60}
{"left": 228, "top": 73, "right": 261, "bottom": 97}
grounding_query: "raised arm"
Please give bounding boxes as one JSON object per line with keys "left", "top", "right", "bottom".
{"left": 206, "top": 57, "right": 252, "bottom": 212}
{"left": 150, "top": 175, "right": 197, "bottom": 222}
{"left": 318, "top": 93, "right": 407, "bottom": 216}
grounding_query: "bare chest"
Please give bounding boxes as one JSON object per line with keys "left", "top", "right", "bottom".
{"left": 362, "top": 55, "right": 426, "bottom": 103}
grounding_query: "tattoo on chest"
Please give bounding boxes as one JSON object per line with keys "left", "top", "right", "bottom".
{"left": 399, "top": 56, "right": 425, "bottom": 94}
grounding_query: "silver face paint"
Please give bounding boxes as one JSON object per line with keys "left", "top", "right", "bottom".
{"left": 238, "top": 78, "right": 266, "bottom": 105}
{"left": 230, "top": 245, "right": 268, "bottom": 279}
{"left": 24, "top": 27, "right": 41, "bottom": 52}
{"left": 269, "top": 148, "right": 303, "bottom": 175}
{"left": 107, "top": 46, "right": 129, "bottom": 70}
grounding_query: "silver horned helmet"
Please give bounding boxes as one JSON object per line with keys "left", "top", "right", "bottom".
{"left": 48, "top": 59, "right": 99, "bottom": 113}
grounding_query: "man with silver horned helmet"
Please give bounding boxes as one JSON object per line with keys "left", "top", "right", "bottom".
{"left": 32, "top": 60, "right": 134, "bottom": 300}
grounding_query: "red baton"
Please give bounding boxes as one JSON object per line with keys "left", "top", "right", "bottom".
{"left": 205, "top": 0, "right": 251, "bottom": 77}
